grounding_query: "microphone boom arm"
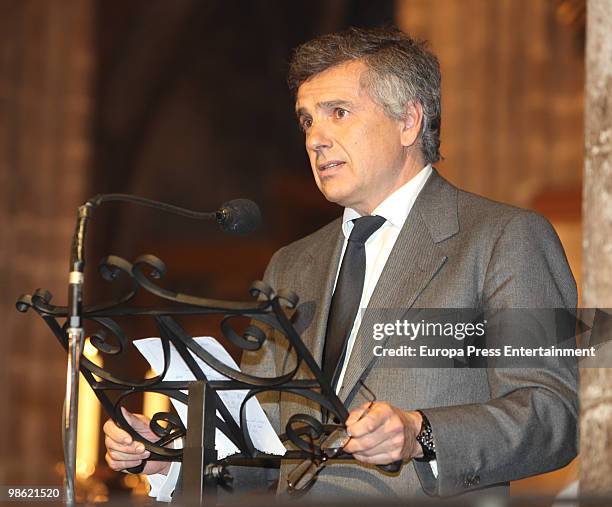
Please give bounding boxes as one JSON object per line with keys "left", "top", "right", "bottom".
{"left": 62, "top": 193, "right": 257, "bottom": 504}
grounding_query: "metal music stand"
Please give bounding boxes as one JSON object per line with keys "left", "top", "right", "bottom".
{"left": 15, "top": 203, "right": 356, "bottom": 506}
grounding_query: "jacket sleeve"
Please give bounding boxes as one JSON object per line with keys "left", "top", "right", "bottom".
{"left": 413, "top": 211, "right": 579, "bottom": 496}
{"left": 230, "top": 247, "right": 291, "bottom": 492}
{"left": 239, "top": 246, "right": 288, "bottom": 432}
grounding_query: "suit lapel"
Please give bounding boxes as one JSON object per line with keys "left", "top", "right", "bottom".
{"left": 278, "top": 221, "right": 343, "bottom": 425}
{"left": 338, "top": 170, "right": 459, "bottom": 402}
{"left": 295, "top": 220, "right": 344, "bottom": 371}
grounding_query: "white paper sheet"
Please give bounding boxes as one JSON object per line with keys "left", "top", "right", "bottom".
{"left": 133, "top": 336, "right": 286, "bottom": 459}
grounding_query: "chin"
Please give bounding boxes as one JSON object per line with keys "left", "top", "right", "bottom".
{"left": 321, "top": 191, "right": 349, "bottom": 207}
{"left": 318, "top": 184, "right": 353, "bottom": 206}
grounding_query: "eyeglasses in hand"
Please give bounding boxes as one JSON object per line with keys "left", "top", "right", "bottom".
{"left": 287, "top": 380, "right": 376, "bottom": 493}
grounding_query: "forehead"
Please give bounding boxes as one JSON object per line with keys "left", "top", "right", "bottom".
{"left": 295, "top": 60, "right": 369, "bottom": 110}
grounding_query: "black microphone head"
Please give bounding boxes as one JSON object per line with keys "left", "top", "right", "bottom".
{"left": 217, "top": 198, "right": 261, "bottom": 234}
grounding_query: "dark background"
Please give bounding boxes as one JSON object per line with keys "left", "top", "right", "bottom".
{"left": 89, "top": 0, "right": 395, "bottom": 299}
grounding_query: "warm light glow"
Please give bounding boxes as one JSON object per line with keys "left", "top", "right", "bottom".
{"left": 123, "top": 474, "right": 140, "bottom": 488}
{"left": 142, "top": 369, "right": 170, "bottom": 419}
{"left": 83, "top": 338, "right": 99, "bottom": 358}
{"left": 123, "top": 473, "right": 151, "bottom": 497}
{"left": 76, "top": 338, "right": 102, "bottom": 479}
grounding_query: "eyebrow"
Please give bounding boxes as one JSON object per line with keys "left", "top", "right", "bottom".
{"left": 295, "top": 99, "right": 355, "bottom": 118}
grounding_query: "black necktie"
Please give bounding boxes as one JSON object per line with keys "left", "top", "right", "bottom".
{"left": 322, "top": 215, "right": 386, "bottom": 389}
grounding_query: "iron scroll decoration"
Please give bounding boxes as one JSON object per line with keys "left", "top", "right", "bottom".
{"left": 16, "top": 253, "right": 352, "bottom": 473}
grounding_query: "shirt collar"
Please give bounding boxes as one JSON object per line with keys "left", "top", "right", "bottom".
{"left": 342, "top": 164, "right": 433, "bottom": 238}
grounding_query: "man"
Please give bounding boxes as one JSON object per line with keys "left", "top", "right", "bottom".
{"left": 104, "top": 27, "right": 578, "bottom": 500}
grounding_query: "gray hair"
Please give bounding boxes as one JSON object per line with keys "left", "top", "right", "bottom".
{"left": 288, "top": 26, "right": 441, "bottom": 164}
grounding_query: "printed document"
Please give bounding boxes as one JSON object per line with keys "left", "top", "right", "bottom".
{"left": 134, "top": 336, "right": 286, "bottom": 459}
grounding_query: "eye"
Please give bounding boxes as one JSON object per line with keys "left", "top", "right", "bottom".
{"left": 299, "top": 117, "right": 313, "bottom": 131}
{"left": 334, "top": 108, "right": 349, "bottom": 119}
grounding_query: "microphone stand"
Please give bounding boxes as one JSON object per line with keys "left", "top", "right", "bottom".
{"left": 64, "top": 203, "right": 92, "bottom": 505}
{"left": 20, "top": 191, "right": 388, "bottom": 505}
{"left": 61, "top": 194, "right": 236, "bottom": 504}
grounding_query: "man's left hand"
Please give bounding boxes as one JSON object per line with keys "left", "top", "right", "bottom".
{"left": 343, "top": 402, "right": 424, "bottom": 464}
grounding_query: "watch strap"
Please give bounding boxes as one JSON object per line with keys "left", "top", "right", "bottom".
{"left": 414, "top": 410, "right": 436, "bottom": 462}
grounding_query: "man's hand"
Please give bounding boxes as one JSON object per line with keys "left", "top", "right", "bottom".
{"left": 104, "top": 407, "right": 170, "bottom": 475}
{"left": 343, "top": 402, "right": 423, "bottom": 465}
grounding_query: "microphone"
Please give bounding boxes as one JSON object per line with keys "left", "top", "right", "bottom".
{"left": 85, "top": 194, "right": 261, "bottom": 234}
{"left": 216, "top": 199, "right": 261, "bottom": 235}
{"left": 61, "top": 193, "right": 261, "bottom": 493}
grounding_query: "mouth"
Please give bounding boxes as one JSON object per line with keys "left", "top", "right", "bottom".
{"left": 317, "top": 160, "right": 345, "bottom": 172}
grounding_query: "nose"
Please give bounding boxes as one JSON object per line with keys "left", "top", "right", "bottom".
{"left": 306, "top": 121, "right": 332, "bottom": 153}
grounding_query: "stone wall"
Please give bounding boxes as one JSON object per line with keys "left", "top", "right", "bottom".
{"left": 581, "top": 0, "right": 612, "bottom": 495}
{"left": 0, "top": 0, "right": 93, "bottom": 482}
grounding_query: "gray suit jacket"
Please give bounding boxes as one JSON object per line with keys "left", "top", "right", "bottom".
{"left": 241, "top": 169, "right": 578, "bottom": 499}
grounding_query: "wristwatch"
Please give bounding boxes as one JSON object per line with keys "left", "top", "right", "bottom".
{"left": 415, "top": 410, "right": 436, "bottom": 462}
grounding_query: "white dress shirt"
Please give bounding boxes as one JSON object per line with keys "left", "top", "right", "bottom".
{"left": 147, "top": 441, "right": 182, "bottom": 501}
{"left": 333, "top": 164, "right": 432, "bottom": 391}
{"left": 148, "top": 164, "right": 435, "bottom": 499}
{"left": 333, "top": 164, "right": 437, "bottom": 477}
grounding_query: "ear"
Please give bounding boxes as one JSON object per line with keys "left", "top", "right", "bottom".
{"left": 400, "top": 101, "right": 423, "bottom": 147}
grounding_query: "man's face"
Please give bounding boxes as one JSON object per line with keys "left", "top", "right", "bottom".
{"left": 295, "top": 61, "right": 422, "bottom": 215}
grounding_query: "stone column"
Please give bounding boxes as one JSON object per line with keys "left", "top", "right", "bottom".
{"left": 581, "top": 0, "right": 612, "bottom": 496}
{"left": 0, "top": 0, "right": 93, "bottom": 482}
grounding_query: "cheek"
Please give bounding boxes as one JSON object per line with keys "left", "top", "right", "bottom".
{"left": 351, "top": 124, "right": 381, "bottom": 155}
